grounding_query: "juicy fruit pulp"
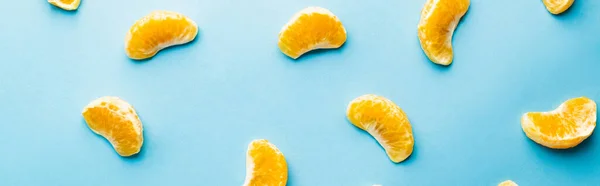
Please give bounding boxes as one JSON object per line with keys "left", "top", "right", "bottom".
{"left": 243, "top": 139, "right": 287, "bottom": 186}
{"left": 521, "top": 97, "right": 596, "bottom": 149}
{"left": 498, "top": 180, "right": 518, "bottom": 186}
{"left": 543, "top": 0, "right": 574, "bottom": 14}
{"left": 346, "top": 94, "right": 414, "bottom": 163}
{"left": 278, "top": 7, "right": 347, "bottom": 59}
{"left": 82, "top": 97, "right": 143, "bottom": 156}
{"left": 125, "top": 11, "right": 198, "bottom": 60}
{"left": 48, "top": 0, "right": 81, "bottom": 11}
{"left": 418, "top": 0, "right": 470, "bottom": 66}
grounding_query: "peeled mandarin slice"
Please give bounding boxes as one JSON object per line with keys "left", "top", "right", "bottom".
{"left": 543, "top": 0, "right": 574, "bottom": 14}
{"left": 48, "top": 0, "right": 81, "bottom": 11}
{"left": 125, "top": 11, "right": 198, "bottom": 60}
{"left": 498, "top": 180, "right": 518, "bottom": 186}
{"left": 346, "top": 94, "right": 414, "bottom": 163}
{"left": 521, "top": 97, "right": 596, "bottom": 149}
{"left": 82, "top": 97, "right": 143, "bottom": 156}
{"left": 418, "top": 0, "right": 470, "bottom": 66}
{"left": 243, "top": 139, "right": 287, "bottom": 186}
{"left": 278, "top": 7, "right": 347, "bottom": 59}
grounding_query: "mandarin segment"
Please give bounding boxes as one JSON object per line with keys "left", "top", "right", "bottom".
{"left": 418, "top": 0, "right": 470, "bottom": 66}
{"left": 243, "top": 139, "right": 287, "bottom": 186}
{"left": 278, "top": 7, "right": 347, "bottom": 59}
{"left": 543, "top": 0, "right": 574, "bottom": 14}
{"left": 48, "top": 0, "right": 81, "bottom": 11}
{"left": 498, "top": 180, "right": 518, "bottom": 186}
{"left": 82, "top": 97, "right": 143, "bottom": 156}
{"left": 125, "top": 11, "right": 198, "bottom": 60}
{"left": 346, "top": 94, "right": 414, "bottom": 163}
{"left": 521, "top": 97, "right": 596, "bottom": 149}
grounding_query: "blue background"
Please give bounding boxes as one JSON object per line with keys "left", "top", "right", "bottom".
{"left": 1, "top": 0, "right": 599, "bottom": 185}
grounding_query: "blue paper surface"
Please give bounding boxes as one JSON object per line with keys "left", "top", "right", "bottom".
{"left": 1, "top": 0, "right": 599, "bottom": 185}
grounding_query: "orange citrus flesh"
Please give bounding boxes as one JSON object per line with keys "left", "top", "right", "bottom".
{"left": 243, "top": 139, "right": 287, "bottom": 186}
{"left": 543, "top": 0, "right": 574, "bottom": 14}
{"left": 418, "top": 0, "right": 470, "bottom": 66}
{"left": 278, "top": 7, "right": 347, "bottom": 59}
{"left": 498, "top": 180, "right": 518, "bottom": 186}
{"left": 82, "top": 97, "right": 143, "bottom": 156}
{"left": 346, "top": 94, "right": 414, "bottom": 163}
{"left": 48, "top": 0, "right": 81, "bottom": 11}
{"left": 521, "top": 97, "right": 596, "bottom": 149}
{"left": 125, "top": 11, "right": 198, "bottom": 60}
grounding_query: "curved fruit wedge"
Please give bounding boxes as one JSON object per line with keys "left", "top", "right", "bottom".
{"left": 48, "top": 0, "right": 81, "bottom": 11}
{"left": 498, "top": 180, "right": 518, "bottom": 186}
{"left": 521, "top": 97, "right": 596, "bottom": 149}
{"left": 418, "top": 0, "right": 470, "bottom": 66}
{"left": 125, "top": 11, "right": 198, "bottom": 60}
{"left": 346, "top": 94, "right": 414, "bottom": 163}
{"left": 82, "top": 97, "right": 143, "bottom": 156}
{"left": 243, "top": 139, "right": 287, "bottom": 186}
{"left": 543, "top": 0, "right": 574, "bottom": 14}
{"left": 278, "top": 7, "right": 347, "bottom": 59}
